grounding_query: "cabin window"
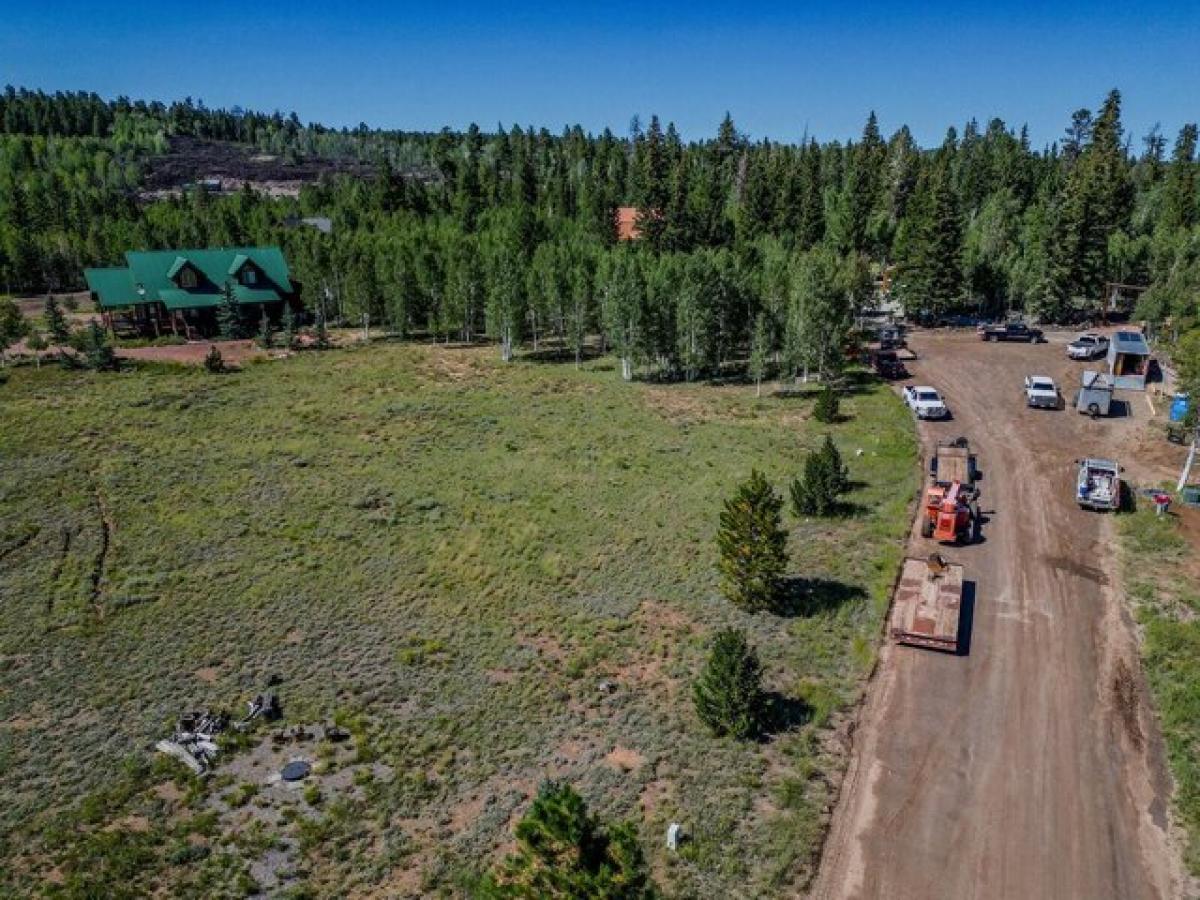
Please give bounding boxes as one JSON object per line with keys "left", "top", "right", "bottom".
{"left": 241, "top": 268, "right": 257, "bottom": 286}
{"left": 179, "top": 268, "right": 197, "bottom": 289}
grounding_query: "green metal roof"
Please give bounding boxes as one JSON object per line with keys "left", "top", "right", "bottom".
{"left": 233, "top": 285, "right": 282, "bottom": 304}
{"left": 124, "top": 246, "right": 294, "bottom": 301}
{"left": 160, "top": 289, "right": 221, "bottom": 311}
{"left": 85, "top": 247, "right": 293, "bottom": 311}
{"left": 165, "top": 256, "right": 191, "bottom": 279}
{"left": 84, "top": 267, "right": 150, "bottom": 308}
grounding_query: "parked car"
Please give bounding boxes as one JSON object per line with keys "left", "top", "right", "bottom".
{"left": 939, "top": 313, "right": 985, "bottom": 328}
{"left": 877, "top": 324, "right": 906, "bottom": 350}
{"left": 867, "top": 349, "right": 908, "bottom": 380}
{"left": 1075, "top": 457, "right": 1121, "bottom": 511}
{"left": 903, "top": 385, "right": 950, "bottom": 420}
{"left": 1067, "top": 333, "right": 1110, "bottom": 360}
{"left": 979, "top": 322, "right": 1045, "bottom": 343}
{"left": 1023, "top": 375, "right": 1061, "bottom": 409}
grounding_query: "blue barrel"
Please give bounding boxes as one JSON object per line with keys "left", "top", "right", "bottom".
{"left": 1170, "top": 394, "right": 1190, "bottom": 422}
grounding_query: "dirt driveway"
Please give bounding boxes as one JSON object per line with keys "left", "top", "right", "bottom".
{"left": 811, "top": 329, "right": 1189, "bottom": 900}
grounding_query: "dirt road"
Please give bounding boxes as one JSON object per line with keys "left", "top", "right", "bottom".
{"left": 811, "top": 330, "right": 1188, "bottom": 900}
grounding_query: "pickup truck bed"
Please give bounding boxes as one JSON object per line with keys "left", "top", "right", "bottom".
{"left": 890, "top": 557, "right": 964, "bottom": 652}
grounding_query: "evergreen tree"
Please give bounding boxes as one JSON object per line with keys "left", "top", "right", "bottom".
{"left": 795, "top": 140, "right": 826, "bottom": 249}
{"left": 926, "top": 152, "right": 965, "bottom": 310}
{"left": 0, "top": 297, "right": 27, "bottom": 365}
{"left": 894, "top": 146, "right": 963, "bottom": 314}
{"left": 635, "top": 115, "right": 670, "bottom": 250}
{"left": 716, "top": 469, "right": 788, "bottom": 612}
{"left": 481, "top": 780, "right": 657, "bottom": 899}
{"left": 281, "top": 303, "right": 296, "bottom": 350}
{"left": 216, "top": 281, "right": 243, "bottom": 340}
{"left": 813, "top": 385, "right": 840, "bottom": 423}
{"left": 790, "top": 435, "right": 849, "bottom": 517}
{"left": 82, "top": 319, "right": 116, "bottom": 371}
{"left": 43, "top": 294, "right": 70, "bottom": 344}
{"left": 1163, "top": 123, "right": 1198, "bottom": 231}
{"left": 256, "top": 307, "right": 273, "bottom": 349}
{"left": 693, "top": 628, "right": 767, "bottom": 740}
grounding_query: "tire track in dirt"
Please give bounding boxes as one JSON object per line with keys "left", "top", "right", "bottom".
{"left": 809, "top": 330, "right": 1185, "bottom": 900}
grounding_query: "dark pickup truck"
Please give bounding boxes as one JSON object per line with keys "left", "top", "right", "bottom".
{"left": 866, "top": 349, "right": 908, "bottom": 380}
{"left": 979, "top": 322, "right": 1044, "bottom": 343}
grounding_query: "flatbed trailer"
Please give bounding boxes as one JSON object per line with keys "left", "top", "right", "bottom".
{"left": 890, "top": 556, "right": 965, "bottom": 652}
{"left": 929, "top": 439, "right": 977, "bottom": 488}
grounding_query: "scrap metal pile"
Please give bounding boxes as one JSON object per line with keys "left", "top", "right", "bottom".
{"left": 155, "top": 692, "right": 281, "bottom": 775}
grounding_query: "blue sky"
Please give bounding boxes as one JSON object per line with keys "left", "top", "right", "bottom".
{"left": 1, "top": 1, "right": 1197, "bottom": 148}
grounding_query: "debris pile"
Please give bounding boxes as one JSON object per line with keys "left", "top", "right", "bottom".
{"left": 241, "top": 692, "right": 281, "bottom": 726}
{"left": 155, "top": 710, "right": 227, "bottom": 775}
{"left": 155, "top": 691, "right": 282, "bottom": 776}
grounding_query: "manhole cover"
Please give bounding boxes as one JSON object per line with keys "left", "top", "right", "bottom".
{"left": 281, "top": 760, "right": 311, "bottom": 782}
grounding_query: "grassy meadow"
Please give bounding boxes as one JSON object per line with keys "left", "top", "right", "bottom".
{"left": 1119, "top": 506, "right": 1200, "bottom": 876}
{"left": 0, "top": 342, "right": 917, "bottom": 898}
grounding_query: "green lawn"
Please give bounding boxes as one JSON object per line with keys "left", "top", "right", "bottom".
{"left": 1119, "top": 505, "right": 1200, "bottom": 877}
{"left": 0, "top": 344, "right": 917, "bottom": 898}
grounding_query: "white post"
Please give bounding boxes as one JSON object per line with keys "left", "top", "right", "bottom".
{"left": 1177, "top": 438, "right": 1197, "bottom": 493}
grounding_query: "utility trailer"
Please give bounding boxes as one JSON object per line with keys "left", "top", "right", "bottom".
{"left": 890, "top": 556, "right": 965, "bottom": 652}
{"left": 1074, "top": 371, "right": 1114, "bottom": 418}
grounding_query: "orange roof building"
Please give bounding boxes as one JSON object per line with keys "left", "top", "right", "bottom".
{"left": 615, "top": 206, "right": 640, "bottom": 241}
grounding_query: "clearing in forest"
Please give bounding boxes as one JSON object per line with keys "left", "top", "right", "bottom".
{"left": 0, "top": 343, "right": 915, "bottom": 897}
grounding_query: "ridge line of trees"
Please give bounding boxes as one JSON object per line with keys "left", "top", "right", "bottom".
{"left": 2, "top": 86, "right": 1199, "bottom": 384}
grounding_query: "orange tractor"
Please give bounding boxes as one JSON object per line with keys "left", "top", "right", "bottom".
{"left": 920, "top": 479, "right": 981, "bottom": 543}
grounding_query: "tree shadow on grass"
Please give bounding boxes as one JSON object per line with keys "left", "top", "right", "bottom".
{"left": 773, "top": 576, "right": 866, "bottom": 618}
{"left": 833, "top": 369, "right": 880, "bottom": 397}
{"left": 761, "top": 691, "right": 813, "bottom": 738}
{"left": 835, "top": 500, "right": 870, "bottom": 518}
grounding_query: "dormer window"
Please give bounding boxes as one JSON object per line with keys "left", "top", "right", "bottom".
{"left": 179, "top": 268, "right": 198, "bottom": 289}
{"left": 241, "top": 268, "right": 258, "bottom": 286}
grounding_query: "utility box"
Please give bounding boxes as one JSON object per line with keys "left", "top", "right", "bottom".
{"left": 1075, "top": 371, "right": 1114, "bottom": 418}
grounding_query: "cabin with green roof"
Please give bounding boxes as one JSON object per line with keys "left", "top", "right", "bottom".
{"left": 84, "top": 246, "right": 300, "bottom": 338}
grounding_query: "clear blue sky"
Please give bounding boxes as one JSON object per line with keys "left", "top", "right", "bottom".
{"left": 1, "top": 1, "right": 1197, "bottom": 148}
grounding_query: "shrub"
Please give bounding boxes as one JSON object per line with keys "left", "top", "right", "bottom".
{"left": 716, "top": 469, "right": 788, "bottom": 611}
{"left": 791, "top": 435, "right": 849, "bottom": 517}
{"left": 26, "top": 332, "right": 49, "bottom": 367}
{"left": 693, "top": 628, "right": 766, "bottom": 740}
{"left": 204, "top": 345, "right": 225, "bottom": 373}
{"left": 481, "top": 780, "right": 657, "bottom": 898}
{"left": 813, "top": 386, "right": 840, "bottom": 423}
{"left": 83, "top": 320, "right": 117, "bottom": 371}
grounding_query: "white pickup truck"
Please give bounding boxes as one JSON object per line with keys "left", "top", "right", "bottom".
{"left": 1076, "top": 457, "right": 1121, "bottom": 511}
{"left": 903, "top": 385, "right": 950, "bottom": 420}
{"left": 1023, "top": 375, "right": 1060, "bottom": 410}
